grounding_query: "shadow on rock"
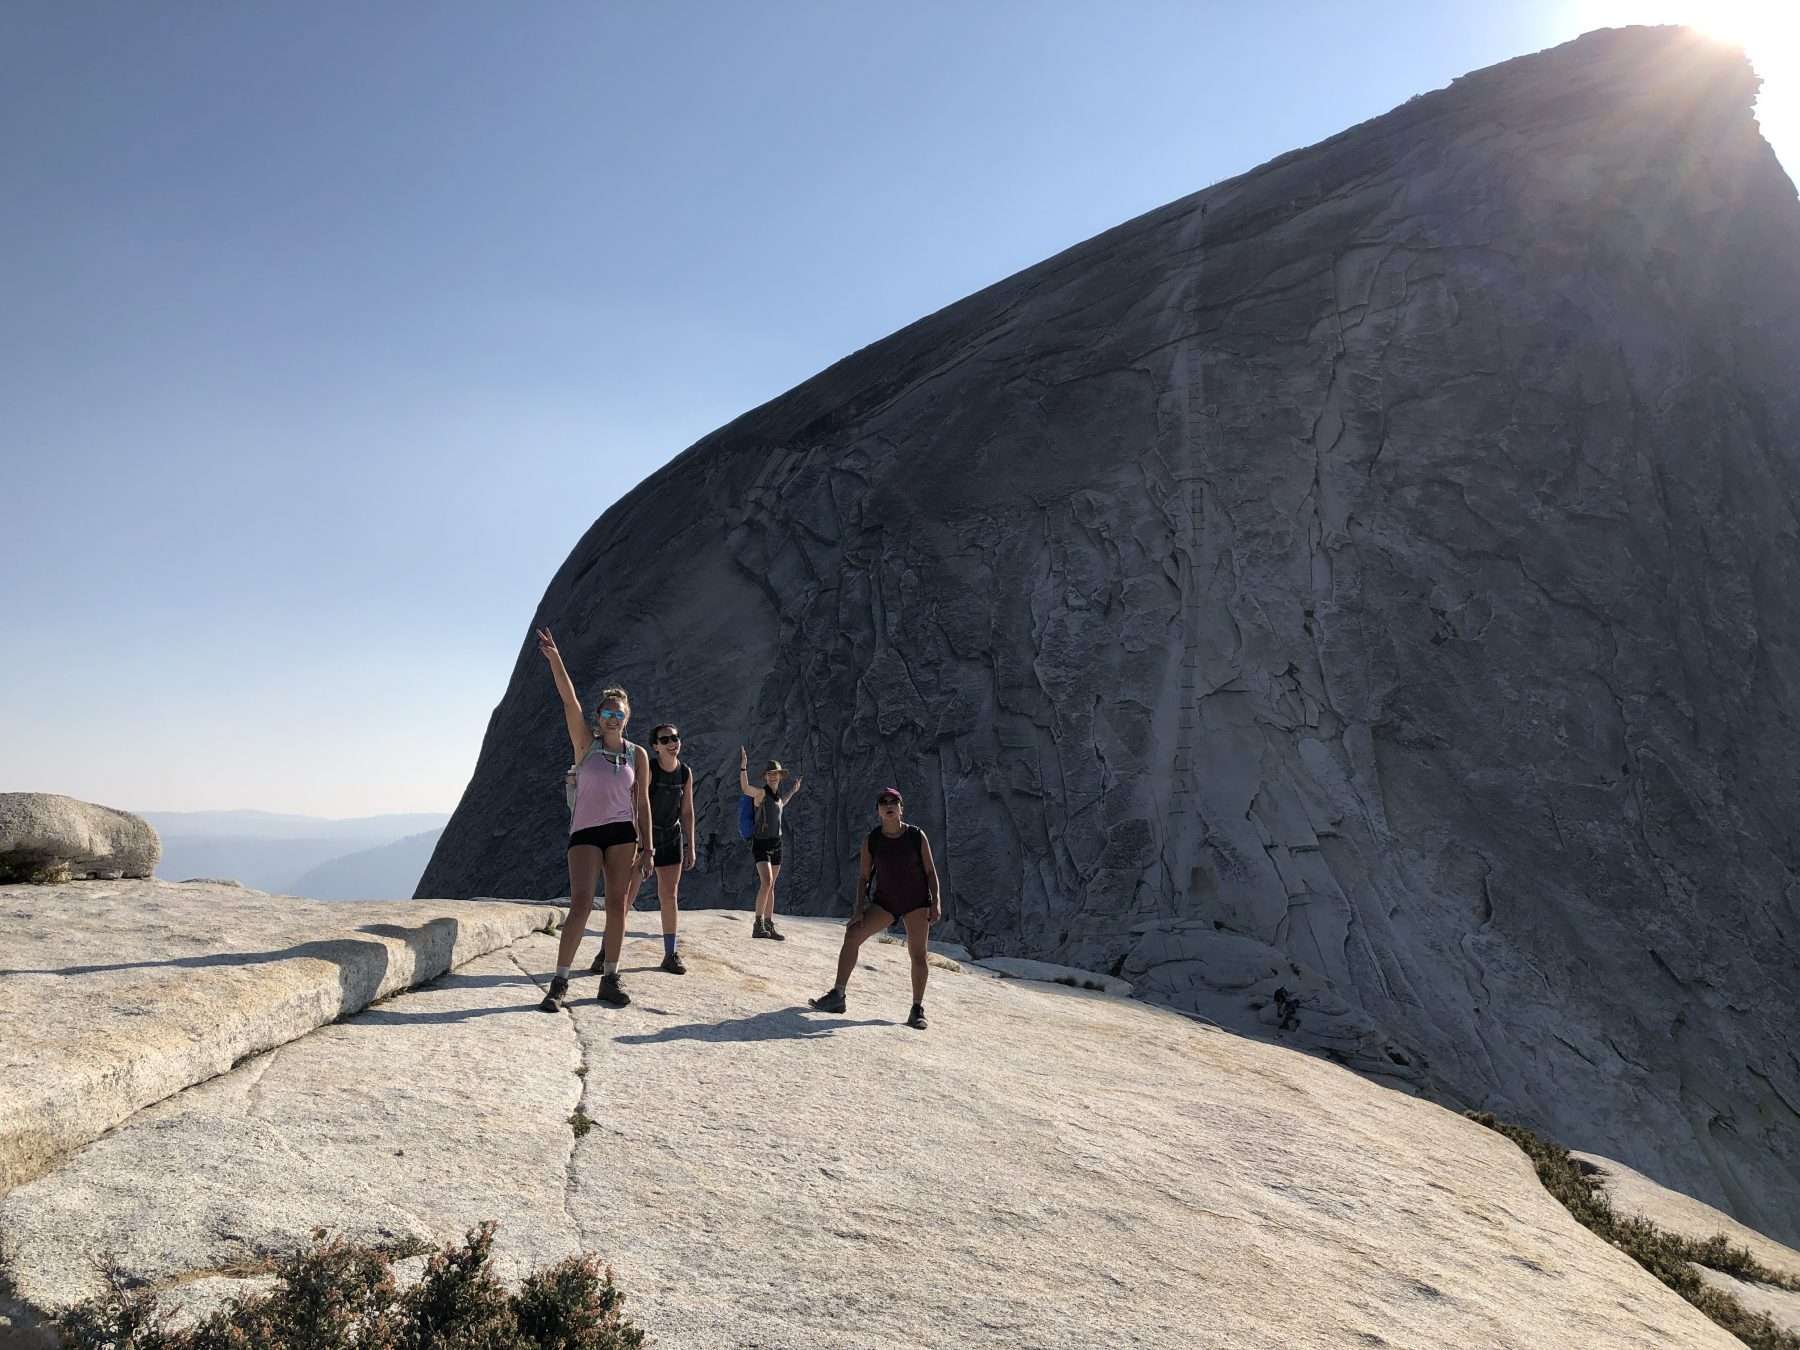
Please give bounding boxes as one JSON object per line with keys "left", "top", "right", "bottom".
{"left": 613, "top": 1007, "right": 889, "bottom": 1045}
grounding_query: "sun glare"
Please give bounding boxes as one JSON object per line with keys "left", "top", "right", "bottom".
{"left": 1701, "top": 0, "right": 1797, "bottom": 52}
{"left": 1563, "top": 0, "right": 1797, "bottom": 173}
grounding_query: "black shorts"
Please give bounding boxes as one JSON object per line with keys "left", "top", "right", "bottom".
{"left": 871, "top": 891, "right": 930, "bottom": 920}
{"left": 751, "top": 837, "right": 783, "bottom": 866}
{"left": 569, "top": 821, "right": 638, "bottom": 852}
{"left": 653, "top": 828, "right": 684, "bottom": 868}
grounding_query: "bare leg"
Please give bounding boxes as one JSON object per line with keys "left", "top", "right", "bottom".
{"left": 902, "top": 906, "right": 932, "bottom": 1006}
{"left": 600, "top": 843, "right": 637, "bottom": 967}
{"left": 834, "top": 905, "right": 895, "bottom": 991}
{"left": 754, "top": 860, "right": 779, "bottom": 921}
{"left": 557, "top": 846, "right": 601, "bottom": 970}
{"left": 655, "top": 864, "right": 681, "bottom": 938}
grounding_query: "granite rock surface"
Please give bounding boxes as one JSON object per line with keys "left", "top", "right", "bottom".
{"left": 0, "top": 912, "right": 1744, "bottom": 1349}
{"left": 421, "top": 28, "right": 1800, "bottom": 1240}
{"left": 0, "top": 793, "right": 159, "bottom": 882}
{"left": 0, "top": 880, "right": 561, "bottom": 1194}
{"left": 1577, "top": 1149, "right": 1800, "bottom": 1336}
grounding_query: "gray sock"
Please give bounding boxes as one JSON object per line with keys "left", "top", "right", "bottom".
{"left": 555, "top": 965, "right": 571, "bottom": 980}
{"left": 603, "top": 960, "right": 619, "bottom": 978}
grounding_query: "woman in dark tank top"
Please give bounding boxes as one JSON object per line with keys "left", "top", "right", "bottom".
{"left": 809, "top": 787, "right": 943, "bottom": 1030}
{"left": 610, "top": 722, "right": 693, "bottom": 974}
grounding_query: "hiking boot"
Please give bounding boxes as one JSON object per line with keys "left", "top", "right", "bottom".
{"left": 809, "top": 987, "right": 847, "bottom": 1014}
{"left": 906, "top": 1003, "right": 928, "bottom": 1030}
{"left": 660, "top": 949, "right": 688, "bottom": 975}
{"left": 589, "top": 947, "right": 606, "bottom": 974}
{"left": 763, "top": 920, "right": 787, "bottom": 942}
{"left": 538, "top": 974, "right": 570, "bottom": 1012}
{"left": 597, "top": 974, "right": 631, "bottom": 1007}
{"left": 751, "top": 917, "right": 769, "bottom": 939}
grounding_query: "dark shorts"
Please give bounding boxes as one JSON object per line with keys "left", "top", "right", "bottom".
{"left": 653, "top": 828, "right": 684, "bottom": 869}
{"left": 871, "top": 892, "right": 930, "bottom": 920}
{"left": 569, "top": 821, "right": 637, "bottom": 852}
{"left": 751, "top": 837, "right": 783, "bottom": 866}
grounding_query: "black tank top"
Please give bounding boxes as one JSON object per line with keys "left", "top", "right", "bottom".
{"left": 866, "top": 825, "right": 929, "bottom": 910}
{"left": 648, "top": 760, "right": 690, "bottom": 833}
{"left": 755, "top": 789, "right": 786, "bottom": 841}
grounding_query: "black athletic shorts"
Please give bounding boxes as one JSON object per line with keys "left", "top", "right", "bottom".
{"left": 653, "top": 828, "right": 684, "bottom": 868}
{"left": 870, "top": 891, "right": 930, "bottom": 920}
{"left": 569, "top": 821, "right": 638, "bottom": 852}
{"left": 751, "top": 836, "right": 783, "bottom": 866}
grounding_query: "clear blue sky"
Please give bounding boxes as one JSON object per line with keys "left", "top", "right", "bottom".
{"left": 3, "top": 1, "right": 1792, "bottom": 816}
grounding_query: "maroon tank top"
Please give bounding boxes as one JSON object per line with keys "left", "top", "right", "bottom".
{"left": 866, "top": 825, "right": 930, "bottom": 914}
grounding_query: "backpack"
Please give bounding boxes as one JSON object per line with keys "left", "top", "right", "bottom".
{"left": 737, "top": 794, "right": 757, "bottom": 840}
{"left": 565, "top": 738, "right": 636, "bottom": 818}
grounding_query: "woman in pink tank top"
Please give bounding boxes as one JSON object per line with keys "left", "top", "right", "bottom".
{"left": 535, "top": 627, "right": 651, "bottom": 1011}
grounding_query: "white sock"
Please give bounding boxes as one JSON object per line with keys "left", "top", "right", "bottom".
{"left": 556, "top": 965, "right": 571, "bottom": 980}
{"left": 603, "top": 960, "right": 619, "bottom": 978}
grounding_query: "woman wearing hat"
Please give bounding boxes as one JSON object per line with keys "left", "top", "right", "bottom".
{"left": 810, "top": 787, "right": 942, "bottom": 1029}
{"left": 739, "top": 745, "right": 803, "bottom": 940}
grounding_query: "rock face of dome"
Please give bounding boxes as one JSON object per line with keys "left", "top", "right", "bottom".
{"left": 421, "top": 27, "right": 1800, "bottom": 1240}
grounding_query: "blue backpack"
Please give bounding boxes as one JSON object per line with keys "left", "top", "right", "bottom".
{"left": 737, "top": 794, "right": 757, "bottom": 840}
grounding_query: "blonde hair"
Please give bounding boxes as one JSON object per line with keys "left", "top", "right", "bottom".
{"left": 592, "top": 687, "right": 631, "bottom": 726}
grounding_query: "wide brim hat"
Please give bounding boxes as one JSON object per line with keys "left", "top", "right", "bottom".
{"left": 764, "top": 760, "right": 785, "bottom": 775}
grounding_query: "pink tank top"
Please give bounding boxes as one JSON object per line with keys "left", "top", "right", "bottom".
{"left": 571, "top": 740, "right": 637, "bottom": 832}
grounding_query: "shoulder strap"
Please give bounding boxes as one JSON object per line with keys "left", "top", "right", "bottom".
{"left": 911, "top": 825, "right": 927, "bottom": 861}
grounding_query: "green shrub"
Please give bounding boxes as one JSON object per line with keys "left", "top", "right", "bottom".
{"left": 1468, "top": 1112, "right": 1800, "bottom": 1349}
{"left": 59, "top": 1223, "right": 645, "bottom": 1350}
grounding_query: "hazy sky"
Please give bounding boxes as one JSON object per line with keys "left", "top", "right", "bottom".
{"left": 3, "top": 1, "right": 1793, "bottom": 816}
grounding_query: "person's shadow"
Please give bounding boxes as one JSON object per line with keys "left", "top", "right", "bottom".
{"left": 613, "top": 1006, "right": 888, "bottom": 1046}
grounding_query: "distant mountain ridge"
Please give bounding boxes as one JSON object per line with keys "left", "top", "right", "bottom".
{"left": 142, "top": 810, "right": 450, "bottom": 896}
{"left": 285, "top": 828, "right": 446, "bottom": 901}
{"left": 140, "top": 810, "right": 449, "bottom": 841}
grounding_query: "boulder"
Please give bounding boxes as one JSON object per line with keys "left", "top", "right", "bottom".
{"left": 420, "top": 27, "right": 1800, "bottom": 1241}
{"left": 0, "top": 793, "right": 159, "bottom": 882}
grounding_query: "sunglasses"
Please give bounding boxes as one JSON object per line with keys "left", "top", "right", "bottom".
{"left": 877, "top": 796, "right": 901, "bottom": 807}
{"left": 655, "top": 735, "right": 681, "bottom": 745}
{"left": 596, "top": 709, "right": 626, "bottom": 722}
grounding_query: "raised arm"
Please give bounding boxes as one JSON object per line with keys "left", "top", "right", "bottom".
{"left": 782, "top": 773, "right": 804, "bottom": 804}
{"left": 738, "top": 746, "right": 764, "bottom": 802}
{"left": 921, "top": 832, "right": 942, "bottom": 922}
{"left": 537, "top": 628, "right": 591, "bottom": 760}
